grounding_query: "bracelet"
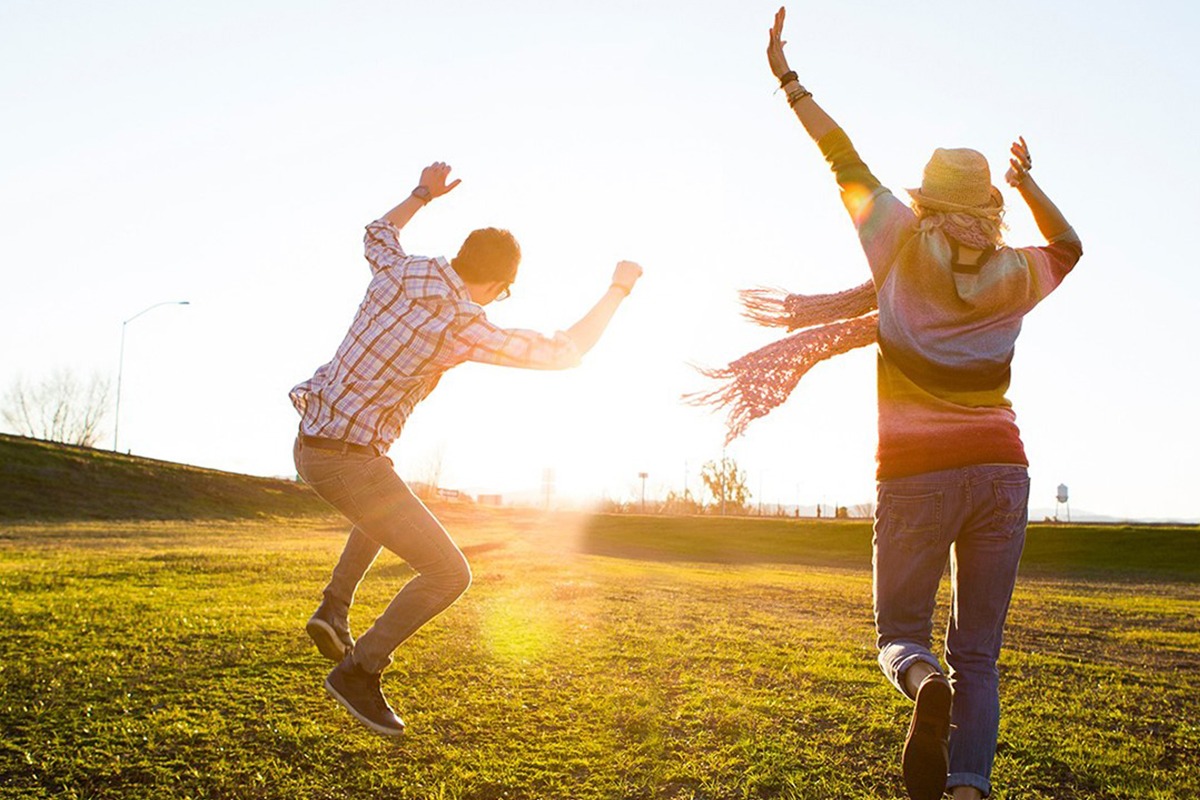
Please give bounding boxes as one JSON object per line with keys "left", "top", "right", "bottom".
{"left": 786, "top": 88, "right": 812, "bottom": 107}
{"left": 609, "top": 282, "right": 632, "bottom": 297}
{"left": 410, "top": 185, "right": 432, "bottom": 205}
{"left": 778, "top": 70, "right": 798, "bottom": 89}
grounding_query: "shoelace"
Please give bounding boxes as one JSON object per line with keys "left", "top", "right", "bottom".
{"left": 363, "top": 675, "right": 393, "bottom": 714}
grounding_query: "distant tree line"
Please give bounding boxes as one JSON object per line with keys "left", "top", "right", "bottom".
{"left": 2, "top": 370, "right": 110, "bottom": 448}
{"left": 598, "top": 456, "right": 874, "bottom": 518}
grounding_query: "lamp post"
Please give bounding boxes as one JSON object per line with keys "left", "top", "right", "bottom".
{"left": 113, "top": 300, "right": 190, "bottom": 451}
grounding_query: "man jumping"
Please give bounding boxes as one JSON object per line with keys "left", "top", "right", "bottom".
{"left": 290, "top": 161, "right": 643, "bottom": 735}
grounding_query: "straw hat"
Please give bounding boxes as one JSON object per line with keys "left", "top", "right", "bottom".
{"left": 907, "top": 148, "right": 1003, "bottom": 215}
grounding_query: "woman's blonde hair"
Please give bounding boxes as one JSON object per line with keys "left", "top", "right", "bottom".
{"left": 912, "top": 202, "right": 1007, "bottom": 249}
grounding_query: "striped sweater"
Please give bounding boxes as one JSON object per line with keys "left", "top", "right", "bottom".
{"left": 818, "top": 129, "right": 1083, "bottom": 480}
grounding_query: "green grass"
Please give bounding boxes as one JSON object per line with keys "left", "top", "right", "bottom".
{"left": 1, "top": 509, "right": 1197, "bottom": 799}
{"left": 582, "top": 514, "right": 1200, "bottom": 580}
{"left": 0, "top": 434, "right": 328, "bottom": 521}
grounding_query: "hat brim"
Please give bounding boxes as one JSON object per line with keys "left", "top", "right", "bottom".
{"left": 907, "top": 186, "right": 1003, "bottom": 214}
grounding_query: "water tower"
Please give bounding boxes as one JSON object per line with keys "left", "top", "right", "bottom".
{"left": 541, "top": 468, "right": 555, "bottom": 509}
{"left": 1055, "top": 483, "right": 1070, "bottom": 523}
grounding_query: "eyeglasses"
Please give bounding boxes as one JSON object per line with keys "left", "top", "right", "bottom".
{"left": 495, "top": 283, "right": 512, "bottom": 302}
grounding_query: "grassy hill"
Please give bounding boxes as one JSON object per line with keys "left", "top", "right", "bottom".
{"left": 0, "top": 433, "right": 330, "bottom": 521}
{"left": 581, "top": 513, "right": 1200, "bottom": 581}
{"left": 3, "top": 431, "right": 1196, "bottom": 578}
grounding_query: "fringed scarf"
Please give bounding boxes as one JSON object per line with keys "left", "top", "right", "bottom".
{"left": 690, "top": 210, "right": 1005, "bottom": 443}
{"left": 688, "top": 280, "right": 879, "bottom": 443}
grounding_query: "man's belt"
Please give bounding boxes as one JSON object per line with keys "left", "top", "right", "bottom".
{"left": 299, "top": 434, "right": 378, "bottom": 457}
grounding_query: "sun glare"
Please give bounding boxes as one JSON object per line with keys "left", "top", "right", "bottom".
{"left": 479, "top": 587, "right": 560, "bottom": 663}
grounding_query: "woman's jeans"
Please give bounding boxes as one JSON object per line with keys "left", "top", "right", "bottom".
{"left": 874, "top": 464, "right": 1030, "bottom": 797}
{"left": 294, "top": 437, "right": 471, "bottom": 674}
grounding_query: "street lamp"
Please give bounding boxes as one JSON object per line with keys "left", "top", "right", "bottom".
{"left": 113, "top": 300, "right": 190, "bottom": 451}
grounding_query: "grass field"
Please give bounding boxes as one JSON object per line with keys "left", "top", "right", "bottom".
{"left": 1, "top": 508, "right": 1197, "bottom": 799}
{"left": 0, "top": 434, "right": 328, "bottom": 522}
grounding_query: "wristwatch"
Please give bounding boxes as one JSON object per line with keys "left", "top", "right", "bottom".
{"left": 410, "top": 185, "right": 433, "bottom": 204}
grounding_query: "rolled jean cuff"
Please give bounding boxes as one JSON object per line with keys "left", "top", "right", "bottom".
{"left": 947, "top": 772, "right": 991, "bottom": 797}
{"left": 894, "top": 653, "right": 944, "bottom": 700}
{"left": 321, "top": 589, "right": 351, "bottom": 616}
{"left": 879, "top": 642, "right": 943, "bottom": 700}
{"left": 351, "top": 639, "right": 391, "bottom": 674}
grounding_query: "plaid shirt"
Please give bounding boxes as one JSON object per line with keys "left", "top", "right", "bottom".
{"left": 291, "top": 219, "right": 581, "bottom": 451}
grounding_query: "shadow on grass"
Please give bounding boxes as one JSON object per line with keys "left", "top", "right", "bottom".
{"left": 579, "top": 514, "right": 872, "bottom": 569}
{"left": 368, "top": 541, "right": 510, "bottom": 581}
{"left": 579, "top": 515, "right": 1200, "bottom": 582}
{"left": 461, "top": 541, "right": 508, "bottom": 558}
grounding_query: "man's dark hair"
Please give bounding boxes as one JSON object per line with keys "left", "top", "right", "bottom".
{"left": 451, "top": 228, "right": 520, "bottom": 283}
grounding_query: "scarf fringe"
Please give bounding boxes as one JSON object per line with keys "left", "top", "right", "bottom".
{"left": 687, "top": 312, "right": 878, "bottom": 443}
{"left": 739, "top": 281, "right": 877, "bottom": 331}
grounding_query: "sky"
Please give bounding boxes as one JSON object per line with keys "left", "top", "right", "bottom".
{"left": 2, "top": 0, "right": 1199, "bottom": 521}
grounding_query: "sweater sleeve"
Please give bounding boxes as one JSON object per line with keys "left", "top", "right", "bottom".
{"left": 1014, "top": 228, "right": 1083, "bottom": 311}
{"left": 817, "top": 128, "right": 882, "bottom": 203}
{"left": 817, "top": 128, "right": 916, "bottom": 285}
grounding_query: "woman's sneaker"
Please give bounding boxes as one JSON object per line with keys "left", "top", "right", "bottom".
{"left": 902, "top": 672, "right": 952, "bottom": 800}
{"left": 324, "top": 656, "right": 405, "bottom": 736}
{"left": 306, "top": 601, "right": 354, "bottom": 661}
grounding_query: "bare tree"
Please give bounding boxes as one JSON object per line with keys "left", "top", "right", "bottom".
{"left": 2, "top": 370, "right": 111, "bottom": 447}
{"left": 849, "top": 502, "right": 876, "bottom": 519}
{"left": 700, "top": 456, "right": 751, "bottom": 515}
{"left": 408, "top": 444, "right": 446, "bottom": 500}
{"left": 661, "top": 488, "right": 703, "bottom": 515}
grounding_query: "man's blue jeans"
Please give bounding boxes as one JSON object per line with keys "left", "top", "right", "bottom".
{"left": 294, "top": 436, "right": 472, "bottom": 674}
{"left": 874, "top": 464, "right": 1030, "bottom": 798}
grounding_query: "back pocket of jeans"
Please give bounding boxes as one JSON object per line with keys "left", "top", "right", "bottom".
{"left": 991, "top": 475, "right": 1030, "bottom": 535}
{"left": 879, "top": 491, "right": 943, "bottom": 551}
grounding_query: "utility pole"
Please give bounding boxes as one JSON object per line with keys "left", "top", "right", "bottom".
{"left": 114, "top": 300, "right": 190, "bottom": 451}
{"left": 720, "top": 447, "right": 727, "bottom": 516}
{"left": 542, "top": 467, "right": 554, "bottom": 510}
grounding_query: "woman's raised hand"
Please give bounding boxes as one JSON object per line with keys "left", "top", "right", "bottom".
{"left": 767, "top": 7, "right": 792, "bottom": 81}
{"left": 1004, "top": 137, "right": 1033, "bottom": 187}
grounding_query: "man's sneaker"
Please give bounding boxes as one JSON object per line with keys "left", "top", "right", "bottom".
{"left": 324, "top": 656, "right": 405, "bottom": 736}
{"left": 306, "top": 601, "right": 354, "bottom": 662}
{"left": 902, "top": 672, "right": 952, "bottom": 800}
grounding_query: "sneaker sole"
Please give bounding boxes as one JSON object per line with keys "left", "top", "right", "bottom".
{"left": 306, "top": 617, "right": 349, "bottom": 662}
{"left": 902, "top": 677, "right": 952, "bottom": 800}
{"left": 323, "top": 677, "right": 406, "bottom": 736}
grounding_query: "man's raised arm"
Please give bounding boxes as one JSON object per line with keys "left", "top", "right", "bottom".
{"left": 381, "top": 161, "right": 462, "bottom": 231}
{"left": 456, "top": 260, "right": 644, "bottom": 370}
{"left": 564, "top": 260, "right": 643, "bottom": 356}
